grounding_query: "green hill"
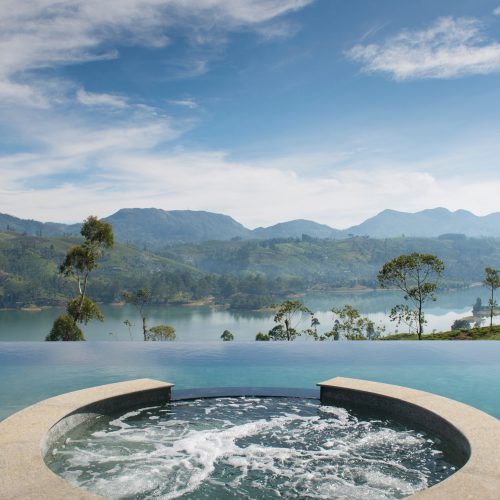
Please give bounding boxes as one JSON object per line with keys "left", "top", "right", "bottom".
{"left": 162, "top": 235, "right": 500, "bottom": 288}
{"left": 0, "top": 232, "right": 201, "bottom": 308}
{"left": 103, "top": 208, "right": 252, "bottom": 246}
{"left": 3, "top": 230, "right": 500, "bottom": 310}
{"left": 253, "top": 220, "right": 342, "bottom": 239}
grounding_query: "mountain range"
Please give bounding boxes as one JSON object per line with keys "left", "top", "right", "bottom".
{"left": 1, "top": 207, "right": 500, "bottom": 247}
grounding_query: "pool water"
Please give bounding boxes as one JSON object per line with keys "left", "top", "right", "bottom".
{"left": 47, "top": 397, "right": 456, "bottom": 500}
{"left": 1, "top": 341, "right": 500, "bottom": 422}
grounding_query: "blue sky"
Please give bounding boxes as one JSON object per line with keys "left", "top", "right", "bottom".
{"left": 1, "top": 0, "right": 500, "bottom": 228}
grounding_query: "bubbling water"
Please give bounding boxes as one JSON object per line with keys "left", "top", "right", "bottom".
{"left": 47, "top": 397, "right": 456, "bottom": 499}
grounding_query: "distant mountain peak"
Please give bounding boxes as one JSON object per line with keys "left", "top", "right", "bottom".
{"left": 346, "top": 207, "right": 500, "bottom": 238}
{"left": 2, "top": 206, "right": 500, "bottom": 244}
{"left": 253, "top": 219, "right": 342, "bottom": 240}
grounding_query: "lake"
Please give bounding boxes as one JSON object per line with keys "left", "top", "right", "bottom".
{"left": 0, "top": 287, "right": 496, "bottom": 341}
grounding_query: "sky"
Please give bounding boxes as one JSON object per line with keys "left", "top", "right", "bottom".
{"left": 1, "top": 0, "right": 500, "bottom": 229}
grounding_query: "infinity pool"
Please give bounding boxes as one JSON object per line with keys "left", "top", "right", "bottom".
{"left": 1, "top": 342, "right": 499, "bottom": 422}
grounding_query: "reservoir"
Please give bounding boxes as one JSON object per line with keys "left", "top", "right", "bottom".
{"left": 0, "top": 287, "right": 496, "bottom": 342}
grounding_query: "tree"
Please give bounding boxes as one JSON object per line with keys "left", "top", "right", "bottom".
{"left": 389, "top": 304, "right": 420, "bottom": 335}
{"left": 378, "top": 253, "right": 444, "bottom": 340}
{"left": 311, "top": 317, "right": 320, "bottom": 334}
{"left": 124, "top": 319, "right": 134, "bottom": 340}
{"left": 46, "top": 315, "right": 84, "bottom": 341}
{"left": 147, "top": 325, "right": 176, "bottom": 341}
{"left": 324, "top": 305, "right": 384, "bottom": 340}
{"left": 270, "top": 300, "right": 313, "bottom": 341}
{"left": 221, "top": 330, "right": 234, "bottom": 341}
{"left": 255, "top": 332, "right": 270, "bottom": 341}
{"left": 123, "top": 288, "right": 151, "bottom": 340}
{"left": 451, "top": 319, "right": 471, "bottom": 331}
{"left": 46, "top": 216, "right": 114, "bottom": 341}
{"left": 59, "top": 216, "right": 114, "bottom": 324}
{"left": 483, "top": 267, "right": 500, "bottom": 331}
{"left": 303, "top": 316, "right": 322, "bottom": 340}
{"left": 472, "top": 297, "right": 482, "bottom": 316}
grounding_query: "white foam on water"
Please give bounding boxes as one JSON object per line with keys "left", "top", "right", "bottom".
{"left": 50, "top": 397, "right": 455, "bottom": 500}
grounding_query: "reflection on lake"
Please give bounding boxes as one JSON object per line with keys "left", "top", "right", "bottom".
{"left": 0, "top": 287, "right": 497, "bottom": 341}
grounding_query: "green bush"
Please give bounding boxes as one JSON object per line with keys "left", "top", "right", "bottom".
{"left": 46, "top": 314, "right": 85, "bottom": 341}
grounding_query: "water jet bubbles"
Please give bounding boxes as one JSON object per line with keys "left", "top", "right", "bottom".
{"left": 48, "top": 397, "right": 457, "bottom": 500}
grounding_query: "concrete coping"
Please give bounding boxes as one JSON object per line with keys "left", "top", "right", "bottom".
{"left": 318, "top": 377, "right": 500, "bottom": 499}
{"left": 0, "top": 379, "right": 174, "bottom": 500}
{"left": 0, "top": 377, "right": 498, "bottom": 499}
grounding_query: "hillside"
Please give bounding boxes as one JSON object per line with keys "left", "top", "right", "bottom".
{"left": 347, "top": 208, "right": 500, "bottom": 238}
{"left": 103, "top": 208, "right": 252, "bottom": 246}
{"left": 382, "top": 325, "right": 500, "bottom": 340}
{"left": 2, "top": 229, "right": 500, "bottom": 310}
{"left": 0, "top": 213, "right": 80, "bottom": 237}
{"left": 253, "top": 220, "right": 342, "bottom": 239}
{"left": 3, "top": 207, "right": 500, "bottom": 246}
{"left": 0, "top": 232, "right": 202, "bottom": 308}
{"left": 0, "top": 209, "right": 253, "bottom": 246}
{"left": 163, "top": 235, "right": 500, "bottom": 287}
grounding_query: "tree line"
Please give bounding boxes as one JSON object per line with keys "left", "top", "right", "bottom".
{"left": 3, "top": 226, "right": 500, "bottom": 311}
{"left": 253, "top": 254, "right": 499, "bottom": 341}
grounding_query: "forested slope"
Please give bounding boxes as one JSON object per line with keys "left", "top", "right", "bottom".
{"left": 2, "top": 231, "right": 500, "bottom": 309}
{"left": 163, "top": 235, "right": 500, "bottom": 288}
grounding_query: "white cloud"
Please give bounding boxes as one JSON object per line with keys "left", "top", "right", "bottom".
{"left": 4, "top": 150, "right": 500, "bottom": 229}
{"left": 167, "top": 98, "right": 199, "bottom": 109}
{"left": 76, "top": 89, "right": 128, "bottom": 108}
{"left": 348, "top": 17, "right": 500, "bottom": 80}
{"left": 494, "top": 7, "right": 500, "bottom": 16}
{"left": 0, "top": 0, "right": 313, "bottom": 107}
{"left": 254, "top": 20, "right": 300, "bottom": 40}
{"left": 1, "top": 108, "right": 500, "bottom": 228}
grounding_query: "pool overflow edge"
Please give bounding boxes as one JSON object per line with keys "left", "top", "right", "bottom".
{"left": 0, "top": 377, "right": 498, "bottom": 499}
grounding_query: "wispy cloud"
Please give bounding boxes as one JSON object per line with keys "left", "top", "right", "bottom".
{"left": 0, "top": 0, "right": 313, "bottom": 107}
{"left": 348, "top": 17, "right": 500, "bottom": 80}
{"left": 76, "top": 89, "right": 128, "bottom": 108}
{"left": 2, "top": 105, "right": 500, "bottom": 228}
{"left": 358, "top": 22, "right": 390, "bottom": 43}
{"left": 0, "top": 0, "right": 318, "bottom": 225}
{"left": 494, "top": 7, "right": 500, "bottom": 16}
{"left": 167, "top": 98, "right": 199, "bottom": 109}
{"left": 254, "top": 20, "right": 300, "bottom": 40}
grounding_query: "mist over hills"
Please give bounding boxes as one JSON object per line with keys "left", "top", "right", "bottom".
{"left": 1, "top": 207, "right": 500, "bottom": 247}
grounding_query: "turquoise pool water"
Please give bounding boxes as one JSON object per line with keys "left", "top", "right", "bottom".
{"left": 0, "top": 342, "right": 499, "bottom": 421}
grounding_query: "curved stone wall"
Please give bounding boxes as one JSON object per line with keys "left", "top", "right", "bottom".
{"left": 318, "top": 377, "right": 500, "bottom": 499}
{"left": 0, "top": 379, "right": 173, "bottom": 500}
{"left": 0, "top": 377, "right": 498, "bottom": 499}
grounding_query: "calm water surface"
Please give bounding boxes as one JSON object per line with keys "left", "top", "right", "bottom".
{"left": 1, "top": 342, "right": 499, "bottom": 422}
{"left": 0, "top": 288, "right": 495, "bottom": 342}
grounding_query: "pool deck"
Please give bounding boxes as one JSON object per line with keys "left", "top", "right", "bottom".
{"left": 0, "top": 377, "right": 498, "bottom": 499}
